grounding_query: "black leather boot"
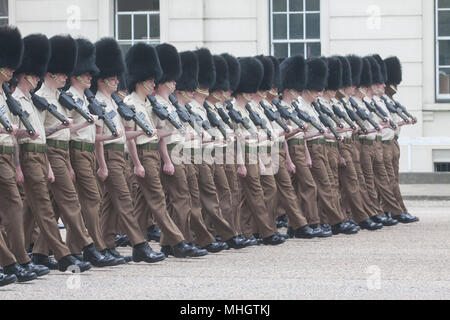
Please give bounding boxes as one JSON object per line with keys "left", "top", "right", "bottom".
{"left": 57, "top": 255, "right": 92, "bottom": 273}
{"left": 31, "top": 254, "right": 58, "bottom": 270}
{"left": 3, "top": 263, "right": 37, "bottom": 282}
{"left": 132, "top": 242, "right": 165, "bottom": 263}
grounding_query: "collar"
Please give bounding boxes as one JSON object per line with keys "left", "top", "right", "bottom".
{"left": 130, "top": 91, "right": 147, "bottom": 106}
{"left": 14, "top": 86, "right": 30, "bottom": 102}
{"left": 39, "top": 82, "right": 59, "bottom": 100}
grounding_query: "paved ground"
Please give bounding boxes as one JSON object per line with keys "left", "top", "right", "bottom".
{"left": 400, "top": 184, "right": 450, "bottom": 200}
{"left": 1, "top": 200, "right": 449, "bottom": 300}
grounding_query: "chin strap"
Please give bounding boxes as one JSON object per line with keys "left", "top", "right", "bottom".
{"left": 211, "top": 92, "right": 223, "bottom": 102}
{"left": 0, "top": 68, "right": 11, "bottom": 80}
{"left": 164, "top": 82, "right": 175, "bottom": 92}
{"left": 242, "top": 93, "right": 252, "bottom": 102}
{"left": 268, "top": 88, "right": 278, "bottom": 97}
{"left": 142, "top": 81, "right": 153, "bottom": 93}
{"left": 76, "top": 76, "right": 90, "bottom": 87}
{"left": 103, "top": 78, "right": 117, "bottom": 90}
{"left": 195, "top": 88, "right": 209, "bottom": 96}
{"left": 180, "top": 91, "right": 191, "bottom": 102}
{"left": 50, "top": 73, "right": 65, "bottom": 87}
{"left": 25, "top": 75, "right": 37, "bottom": 89}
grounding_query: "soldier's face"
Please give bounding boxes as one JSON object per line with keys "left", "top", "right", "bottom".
{"left": 142, "top": 79, "right": 155, "bottom": 93}
{"left": 76, "top": 73, "right": 92, "bottom": 88}
{"left": 0, "top": 67, "right": 14, "bottom": 82}
{"left": 103, "top": 76, "right": 119, "bottom": 91}
{"left": 54, "top": 73, "right": 68, "bottom": 86}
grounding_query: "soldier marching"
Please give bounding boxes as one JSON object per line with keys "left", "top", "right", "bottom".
{"left": 0, "top": 24, "right": 418, "bottom": 287}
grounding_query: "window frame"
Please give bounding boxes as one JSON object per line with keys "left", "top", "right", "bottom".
{"left": 435, "top": 0, "right": 450, "bottom": 102}
{"left": 114, "top": 0, "right": 160, "bottom": 51}
{"left": 0, "top": 0, "right": 8, "bottom": 25}
{"left": 269, "top": 0, "right": 321, "bottom": 58}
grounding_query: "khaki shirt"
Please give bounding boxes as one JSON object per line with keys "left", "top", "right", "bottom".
{"left": 373, "top": 96, "right": 395, "bottom": 141}
{"left": 232, "top": 101, "right": 258, "bottom": 146}
{"left": 95, "top": 90, "right": 127, "bottom": 145}
{"left": 123, "top": 92, "right": 158, "bottom": 145}
{"left": 329, "top": 98, "right": 353, "bottom": 139}
{"left": 296, "top": 97, "right": 323, "bottom": 141}
{"left": 204, "top": 100, "right": 228, "bottom": 148}
{"left": 150, "top": 94, "right": 184, "bottom": 145}
{"left": 249, "top": 100, "right": 277, "bottom": 148}
{"left": 13, "top": 87, "right": 47, "bottom": 144}
{"left": 383, "top": 95, "right": 402, "bottom": 136}
{"left": 68, "top": 86, "right": 96, "bottom": 143}
{"left": 37, "top": 83, "right": 71, "bottom": 141}
{"left": 351, "top": 96, "right": 377, "bottom": 140}
{"left": 0, "top": 90, "right": 18, "bottom": 146}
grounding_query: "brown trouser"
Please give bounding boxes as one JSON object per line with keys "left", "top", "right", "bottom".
{"left": 307, "top": 141, "right": 345, "bottom": 226}
{"left": 359, "top": 140, "right": 403, "bottom": 215}
{"left": 274, "top": 147, "right": 308, "bottom": 229}
{"left": 20, "top": 150, "right": 70, "bottom": 261}
{"left": 288, "top": 141, "right": 320, "bottom": 225}
{"left": 33, "top": 146, "right": 93, "bottom": 255}
{"left": 69, "top": 147, "right": 108, "bottom": 251}
{"left": 326, "top": 143, "right": 344, "bottom": 215}
{"left": 238, "top": 151, "right": 276, "bottom": 238}
{"left": 99, "top": 149, "right": 146, "bottom": 247}
{"left": 390, "top": 139, "right": 407, "bottom": 212}
{"left": 0, "top": 154, "right": 30, "bottom": 264}
{"left": 133, "top": 148, "right": 184, "bottom": 247}
{"left": 214, "top": 163, "right": 235, "bottom": 235}
{"left": 0, "top": 230, "right": 16, "bottom": 267}
{"left": 224, "top": 163, "right": 241, "bottom": 234}
{"left": 338, "top": 141, "right": 370, "bottom": 223}
{"left": 20, "top": 184, "right": 39, "bottom": 250}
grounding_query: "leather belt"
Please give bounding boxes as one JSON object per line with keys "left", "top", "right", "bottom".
{"left": 47, "top": 139, "right": 69, "bottom": 151}
{"left": 342, "top": 138, "right": 354, "bottom": 144}
{"left": 0, "top": 145, "right": 14, "bottom": 155}
{"left": 359, "top": 138, "right": 374, "bottom": 146}
{"left": 382, "top": 140, "right": 392, "bottom": 145}
{"left": 70, "top": 140, "right": 95, "bottom": 152}
{"left": 326, "top": 141, "right": 338, "bottom": 148}
{"left": 394, "top": 135, "right": 399, "bottom": 141}
{"left": 244, "top": 145, "right": 258, "bottom": 154}
{"left": 167, "top": 143, "right": 177, "bottom": 151}
{"left": 288, "top": 138, "right": 305, "bottom": 146}
{"left": 104, "top": 143, "right": 125, "bottom": 152}
{"left": 375, "top": 136, "right": 382, "bottom": 142}
{"left": 307, "top": 138, "right": 326, "bottom": 146}
{"left": 20, "top": 143, "right": 47, "bottom": 153}
{"left": 137, "top": 142, "right": 159, "bottom": 151}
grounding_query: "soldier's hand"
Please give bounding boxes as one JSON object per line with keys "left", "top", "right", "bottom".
{"left": 339, "top": 156, "right": 347, "bottom": 167}
{"left": 69, "top": 166, "right": 76, "bottom": 182}
{"left": 306, "top": 158, "right": 312, "bottom": 168}
{"left": 259, "top": 161, "right": 266, "bottom": 174}
{"left": 237, "top": 164, "right": 247, "bottom": 178}
{"left": 15, "top": 166, "right": 24, "bottom": 184}
{"left": 97, "top": 166, "right": 108, "bottom": 181}
{"left": 116, "top": 128, "right": 123, "bottom": 138}
{"left": 30, "top": 131, "right": 40, "bottom": 140}
{"left": 163, "top": 162, "right": 175, "bottom": 176}
{"left": 134, "top": 164, "right": 145, "bottom": 178}
{"left": 287, "top": 160, "right": 296, "bottom": 174}
{"left": 10, "top": 124, "right": 19, "bottom": 136}
{"left": 48, "top": 168, "right": 55, "bottom": 184}
{"left": 91, "top": 115, "right": 99, "bottom": 125}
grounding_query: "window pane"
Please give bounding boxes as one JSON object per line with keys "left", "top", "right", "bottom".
{"left": 117, "top": 0, "right": 159, "bottom": 11}
{"left": 118, "top": 15, "right": 131, "bottom": 40}
{"left": 274, "top": 43, "right": 289, "bottom": 58}
{"left": 119, "top": 43, "right": 132, "bottom": 55}
{"left": 273, "top": 0, "right": 287, "bottom": 12}
{"left": 438, "top": 0, "right": 450, "bottom": 9}
{"left": 439, "top": 68, "right": 450, "bottom": 94}
{"left": 273, "top": 14, "right": 287, "bottom": 40}
{"left": 290, "top": 43, "right": 305, "bottom": 56}
{"left": 305, "top": 0, "right": 320, "bottom": 11}
{"left": 289, "top": 0, "right": 303, "bottom": 11}
{"left": 439, "top": 40, "right": 450, "bottom": 65}
{"left": 0, "top": 0, "right": 7, "bottom": 17}
{"left": 289, "top": 14, "right": 304, "bottom": 39}
{"left": 438, "top": 11, "right": 450, "bottom": 37}
{"left": 306, "top": 13, "right": 320, "bottom": 39}
{"left": 149, "top": 14, "right": 160, "bottom": 39}
{"left": 134, "top": 15, "right": 147, "bottom": 40}
{"left": 306, "top": 42, "right": 321, "bottom": 58}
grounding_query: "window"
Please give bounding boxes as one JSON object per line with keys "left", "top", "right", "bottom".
{"left": 434, "top": 162, "right": 450, "bottom": 172}
{"left": 0, "top": 0, "right": 8, "bottom": 25}
{"left": 270, "top": 0, "right": 321, "bottom": 59}
{"left": 436, "top": 0, "right": 450, "bottom": 101}
{"left": 115, "top": 0, "right": 160, "bottom": 54}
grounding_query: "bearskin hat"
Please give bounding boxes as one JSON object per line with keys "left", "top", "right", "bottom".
{"left": 365, "top": 55, "right": 383, "bottom": 85}
{"left": 372, "top": 54, "right": 387, "bottom": 83}
{"left": 384, "top": 56, "right": 402, "bottom": 86}
{"left": 268, "top": 56, "right": 281, "bottom": 89}
{"left": 221, "top": 53, "right": 240, "bottom": 91}
{"left": 94, "top": 37, "right": 125, "bottom": 79}
{"left": 125, "top": 42, "right": 162, "bottom": 92}
{"left": 305, "top": 57, "right": 328, "bottom": 92}
{"left": 255, "top": 55, "right": 274, "bottom": 91}
{"left": 234, "top": 57, "right": 263, "bottom": 94}
{"left": 347, "top": 55, "right": 363, "bottom": 87}
{"left": 14, "top": 33, "right": 50, "bottom": 78}
{"left": 0, "top": 25, "right": 23, "bottom": 70}
{"left": 326, "top": 56, "right": 343, "bottom": 91}
{"left": 47, "top": 35, "right": 77, "bottom": 76}
{"left": 336, "top": 56, "right": 352, "bottom": 88}
{"left": 156, "top": 43, "right": 182, "bottom": 84}
{"left": 194, "top": 48, "right": 216, "bottom": 89}
{"left": 360, "top": 57, "right": 373, "bottom": 88}
{"left": 176, "top": 51, "right": 199, "bottom": 92}
{"left": 211, "top": 55, "right": 229, "bottom": 92}
{"left": 280, "top": 55, "right": 307, "bottom": 92}
{"left": 72, "top": 38, "right": 99, "bottom": 76}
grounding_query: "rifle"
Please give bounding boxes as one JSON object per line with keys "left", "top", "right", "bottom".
{"left": 339, "top": 98, "right": 368, "bottom": 134}
{"left": 111, "top": 92, "right": 153, "bottom": 136}
{"left": 30, "top": 90, "right": 69, "bottom": 126}
{"left": 168, "top": 94, "right": 202, "bottom": 136}
{"left": 312, "top": 102, "right": 341, "bottom": 140}
{"left": 217, "top": 105, "right": 236, "bottom": 130}
{"left": 271, "top": 99, "right": 306, "bottom": 131}
{"left": 0, "top": 106, "right": 12, "bottom": 132}
{"left": 330, "top": 100, "right": 357, "bottom": 130}
{"left": 370, "top": 98, "right": 398, "bottom": 129}
{"left": 203, "top": 101, "right": 228, "bottom": 139}
{"left": 184, "top": 103, "right": 212, "bottom": 131}
{"left": 316, "top": 100, "right": 344, "bottom": 128}
{"left": 390, "top": 97, "right": 416, "bottom": 122}
{"left": 380, "top": 95, "right": 410, "bottom": 123}
{"left": 362, "top": 97, "right": 388, "bottom": 124}
{"left": 224, "top": 101, "right": 256, "bottom": 137}
{"left": 147, "top": 94, "right": 186, "bottom": 134}
{"left": 290, "top": 100, "right": 323, "bottom": 133}
{"left": 245, "top": 103, "right": 273, "bottom": 140}
{"left": 84, "top": 89, "right": 118, "bottom": 137}
{"left": 348, "top": 96, "right": 380, "bottom": 131}
{"left": 58, "top": 89, "right": 95, "bottom": 124}
{"left": 259, "top": 100, "right": 290, "bottom": 133}
{"left": 2, "top": 83, "right": 35, "bottom": 136}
